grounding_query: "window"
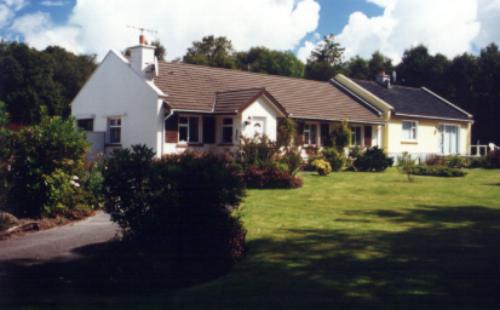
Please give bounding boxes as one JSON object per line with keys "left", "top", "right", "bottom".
{"left": 222, "top": 118, "right": 233, "bottom": 144}
{"left": 178, "top": 116, "right": 200, "bottom": 143}
{"left": 107, "top": 118, "right": 121, "bottom": 144}
{"left": 303, "top": 123, "right": 317, "bottom": 145}
{"left": 77, "top": 119, "right": 93, "bottom": 131}
{"left": 351, "top": 126, "right": 362, "bottom": 145}
{"left": 402, "top": 121, "right": 417, "bottom": 141}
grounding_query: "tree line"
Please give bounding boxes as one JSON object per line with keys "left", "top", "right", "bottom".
{"left": 0, "top": 35, "right": 498, "bottom": 144}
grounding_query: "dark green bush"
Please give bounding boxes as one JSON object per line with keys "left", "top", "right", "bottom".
{"left": 443, "top": 155, "right": 468, "bottom": 168}
{"left": 5, "top": 114, "right": 98, "bottom": 218}
{"left": 409, "top": 165, "right": 467, "bottom": 177}
{"left": 322, "top": 147, "right": 346, "bottom": 171}
{"left": 280, "top": 147, "right": 303, "bottom": 176}
{"left": 237, "top": 135, "right": 303, "bottom": 188}
{"left": 353, "top": 147, "right": 394, "bottom": 172}
{"left": 469, "top": 156, "right": 487, "bottom": 168}
{"left": 485, "top": 150, "right": 500, "bottom": 168}
{"left": 103, "top": 146, "right": 247, "bottom": 269}
{"left": 277, "top": 118, "right": 296, "bottom": 149}
{"left": 330, "top": 120, "right": 351, "bottom": 151}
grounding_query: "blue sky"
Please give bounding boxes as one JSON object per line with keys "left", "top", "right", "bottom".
{"left": 1, "top": 0, "right": 498, "bottom": 62}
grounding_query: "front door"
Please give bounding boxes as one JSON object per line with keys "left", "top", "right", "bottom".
{"left": 249, "top": 117, "right": 266, "bottom": 138}
{"left": 364, "top": 126, "right": 372, "bottom": 147}
{"left": 440, "top": 125, "right": 459, "bottom": 155}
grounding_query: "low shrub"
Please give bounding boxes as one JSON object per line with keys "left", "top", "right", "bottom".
{"left": 5, "top": 114, "right": 99, "bottom": 218}
{"left": 237, "top": 135, "right": 303, "bottom": 188}
{"left": 409, "top": 165, "right": 467, "bottom": 177}
{"left": 396, "top": 152, "right": 417, "bottom": 181}
{"left": 485, "top": 150, "right": 500, "bottom": 168}
{"left": 244, "top": 165, "right": 303, "bottom": 189}
{"left": 353, "top": 147, "right": 394, "bottom": 172}
{"left": 311, "top": 159, "right": 332, "bottom": 176}
{"left": 104, "top": 146, "right": 247, "bottom": 270}
{"left": 424, "top": 154, "right": 444, "bottom": 166}
{"left": 322, "top": 147, "right": 346, "bottom": 171}
{"left": 280, "top": 147, "right": 303, "bottom": 176}
{"left": 469, "top": 156, "right": 487, "bottom": 168}
{"left": 443, "top": 155, "right": 468, "bottom": 168}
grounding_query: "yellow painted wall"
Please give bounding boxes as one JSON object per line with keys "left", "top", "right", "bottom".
{"left": 386, "top": 117, "right": 470, "bottom": 155}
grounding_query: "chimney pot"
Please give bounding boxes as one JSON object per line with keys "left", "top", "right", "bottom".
{"left": 139, "top": 34, "right": 145, "bottom": 45}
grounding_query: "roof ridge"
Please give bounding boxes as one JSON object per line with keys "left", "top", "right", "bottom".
{"left": 159, "top": 61, "right": 331, "bottom": 85}
{"left": 353, "top": 78, "right": 422, "bottom": 91}
{"left": 216, "top": 87, "right": 265, "bottom": 94}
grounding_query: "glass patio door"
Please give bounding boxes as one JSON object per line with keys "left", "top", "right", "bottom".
{"left": 440, "top": 125, "right": 459, "bottom": 155}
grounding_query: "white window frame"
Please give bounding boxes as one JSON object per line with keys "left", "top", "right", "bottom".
{"left": 178, "top": 115, "right": 201, "bottom": 144}
{"left": 303, "top": 123, "right": 318, "bottom": 146}
{"left": 350, "top": 125, "right": 363, "bottom": 146}
{"left": 107, "top": 117, "right": 121, "bottom": 144}
{"left": 401, "top": 120, "right": 418, "bottom": 142}
{"left": 221, "top": 117, "right": 234, "bottom": 144}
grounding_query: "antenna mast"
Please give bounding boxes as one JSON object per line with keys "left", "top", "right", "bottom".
{"left": 127, "top": 25, "right": 158, "bottom": 45}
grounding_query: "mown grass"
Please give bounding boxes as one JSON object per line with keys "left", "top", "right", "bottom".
{"left": 2, "top": 168, "right": 500, "bottom": 310}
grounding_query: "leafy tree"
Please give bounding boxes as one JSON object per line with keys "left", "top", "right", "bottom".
{"left": 346, "top": 56, "right": 370, "bottom": 79}
{"left": 236, "top": 47, "right": 304, "bottom": 78}
{"left": 305, "top": 34, "right": 345, "bottom": 81}
{"left": 151, "top": 40, "right": 166, "bottom": 61}
{"left": 368, "top": 51, "right": 394, "bottom": 79}
{"left": 183, "top": 35, "right": 236, "bottom": 69}
{"left": 0, "top": 42, "right": 96, "bottom": 125}
{"left": 5, "top": 112, "right": 94, "bottom": 218}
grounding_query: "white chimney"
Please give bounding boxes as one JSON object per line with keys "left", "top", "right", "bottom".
{"left": 128, "top": 35, "right": 157, "bottom": 79}
{"left": 376, "top": 71, "right": 391, "bottom": 88}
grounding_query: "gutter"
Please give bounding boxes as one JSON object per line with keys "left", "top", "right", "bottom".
{"left": 394, "top": 112, "right": 474, "bottom": 123}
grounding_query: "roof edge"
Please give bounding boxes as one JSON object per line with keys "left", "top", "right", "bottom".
{"left": 421, "top": 87, "right": 473, "bottom": 118}
{"left": 329, "top": 79, "right": 383, "bottom": 117}
{"left": 394, "top": 112, "right": 473, "bottom": 123}
{"left": 334, "top": 74, "right": 395, "bottom": 112}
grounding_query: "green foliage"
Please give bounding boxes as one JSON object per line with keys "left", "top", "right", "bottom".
{"left": 281, "top": 147, "right": 304, "bottom": 176}
{"left": 368, "top": 51, "right": 394, "bottom": 79}
{"left": 485, "top": 150, "right": 500, "bottom": 168}
{"left": 322, "top": 147, "right": 346, "bottom": 171}
{"left": 408, "top": 165, "right": 467, "bottom": 177}
{"left": 311, "top": 159, "right": 332, "bottom": 176}
{"left": 346, "top": 56, "right": 369, "bottom": 79}
{"left": 353, "top": 147, "right": 394, "bottom": 172}
{"left": 443, "top": 155, "right": 468, "bottom": 168}
{"left": 0, "top": 42, "right": 96, "bottom": 125}
{"left": 183, "top": 35, "right": 237, "bottom": 69}
{"left": 330, "top": 120, "right": 351, "bottom": 151}
{"left": 277, "top": 118, "right": 296, "bottom": 149}
{"left": 103, "top": 145, "right": 247, "bottom": 268}
{"left": 5, "top": 114, "right": 97, "bottom": 218}
{"left": 236, "top": 47, "right": 304, "bottom": 78}
{"left": 237, "top": 135, "right": 279, "bottom": 169}
{"left": 305, "top": 34, "right": 345, "bottom": 81}
{"left": 396, "top": 152, "right": 417, "bottom": 181}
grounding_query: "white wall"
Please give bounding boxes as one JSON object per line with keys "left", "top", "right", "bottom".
{"left": 386, "top": 117, "right": 470, "bottom": 158}
{"left": 240, "top": 96, "right": 279, "bottom": 141}
{"left": 71, "top": 50, "right": 162, "bottom": 155}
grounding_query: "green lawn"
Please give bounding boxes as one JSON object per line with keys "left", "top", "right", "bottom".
{"left": 3, "top": 169, "right": 500, "bottom": 310}
{"left": 167, "top": 168, "right": 500, "bottom": 310}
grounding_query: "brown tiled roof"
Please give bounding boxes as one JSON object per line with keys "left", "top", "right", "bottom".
{"left": 154, "top": 62, "right": 383, "bottom": 123}
{"left": 214, "top": 88, "right": 287, "bottom": 115}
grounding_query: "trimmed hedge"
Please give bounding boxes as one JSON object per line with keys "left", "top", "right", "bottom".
{"left": 353, "top": 147, "right": 394, "bottom": 172}
{"left": 409, "top": 165, "right": 467, "bottom": 177}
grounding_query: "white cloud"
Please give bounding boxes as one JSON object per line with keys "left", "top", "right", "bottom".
{"left": 297, "top": 40, "right": 316, "bottom": 62}
{"left": 0, "top": 0, "right": 27, "bottom": 27}
{"left": 40, "top": 0, "right": 68, "bottom": 7}
{"left": 10, "top": 0, "right": 320, "bottom": 60}
{"left": 10, "top": 12, "right": 83, "bottom": 53}
{"left": 334, "top": 0, "right": 500, "bottom": 63}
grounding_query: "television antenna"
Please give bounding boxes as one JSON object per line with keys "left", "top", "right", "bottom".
{"left": 127, "top": 25, "right": 158, "bottom": 44}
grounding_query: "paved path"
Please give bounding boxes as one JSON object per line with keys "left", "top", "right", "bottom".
{"left": 0, "top": 211, "right": 120, "bottom": 262}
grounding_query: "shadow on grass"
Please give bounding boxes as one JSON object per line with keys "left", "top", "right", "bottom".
{"left": 176, "top": 205, "right": 500, "bottom": 310}
{"left": 0, "top": 239, "right": 229, "bottom": 309}
{"left": 2, "top": 205, "right": 500, "bottom": 310}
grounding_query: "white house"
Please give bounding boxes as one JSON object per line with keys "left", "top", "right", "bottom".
{"left": 71, "top": 37, "right": 473, "bottom": 160}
